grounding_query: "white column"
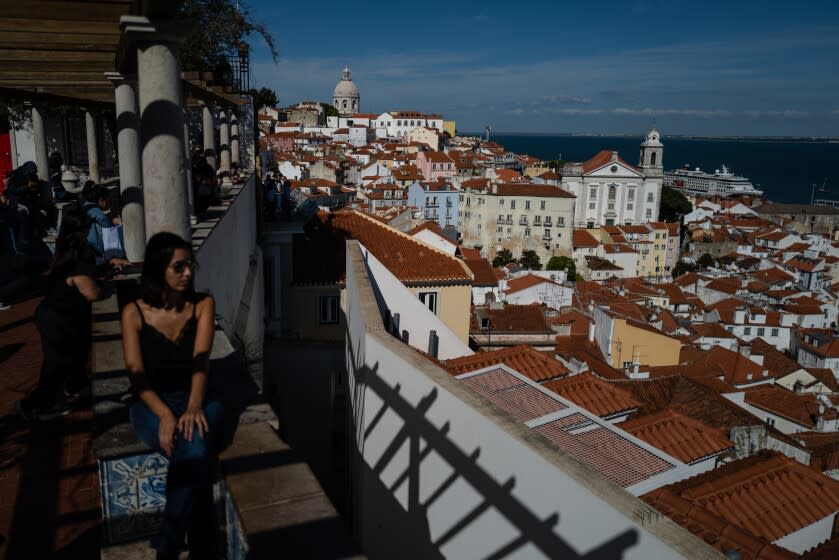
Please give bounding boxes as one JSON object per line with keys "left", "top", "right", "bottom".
{"left": 105, "top": 72, "right": 145, "bottom": 262}
{"left": 230, "top": 110, "right": 240, "bottom": 167}
{"left": 124, "top": 16, "right": 190, "bottom": 242}
{"left": 8, "top": 124, "right": 18, "bottom": 169}
{"left": 218, "top": 107, "right": 231, "bottom": 185}
{"left": 84, "top": 109, "right": 101, "bottom": 183}
{"left": 30, "top": 104, "right": 49, "bottom": 182}
{"left": 202, "top": 102, "right": 216, "bottom": 170}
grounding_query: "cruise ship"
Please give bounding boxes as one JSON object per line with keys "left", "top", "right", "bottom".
{"left": 664, "top": 165, "right": 763, "bottom": 197}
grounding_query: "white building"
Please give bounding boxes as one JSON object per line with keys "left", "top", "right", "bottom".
{"left": 560, "top": 129, "right": 663, "bottom": 227}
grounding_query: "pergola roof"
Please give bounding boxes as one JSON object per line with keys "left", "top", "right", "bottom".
{"left": 0, "top": 0, "right": 243, "bottom": 107}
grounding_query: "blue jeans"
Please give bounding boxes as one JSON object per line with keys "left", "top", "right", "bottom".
{"left": 130, "top": 390, "right": 224, "bottom": 558}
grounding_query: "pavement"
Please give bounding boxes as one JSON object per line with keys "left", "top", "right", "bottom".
{"left": 0, "top": 296, "right": 101, "bottom": 559}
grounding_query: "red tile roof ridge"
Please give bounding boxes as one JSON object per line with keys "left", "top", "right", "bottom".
{"left": 443, "top": 344, "right": 569, "bottom": 382}
{"left": 542, "top": 372, "right": 640, "bottom": 418}
{"left": 620, "top": 408, "right": 734, "bottom": 464}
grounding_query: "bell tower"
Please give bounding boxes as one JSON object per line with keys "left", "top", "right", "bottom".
{"left": 639, "top": 127, "right": 663, "bottom": 177}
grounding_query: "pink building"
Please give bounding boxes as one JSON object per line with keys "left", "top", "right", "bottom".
{"left": 416, "top": 150, "right": 456, "bottom": 182}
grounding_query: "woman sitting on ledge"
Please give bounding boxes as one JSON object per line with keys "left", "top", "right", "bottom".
{"left": 121, "top": 232, "right": 223, "bottom": 560}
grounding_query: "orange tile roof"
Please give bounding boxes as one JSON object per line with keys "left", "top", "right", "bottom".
{"left": 297, "top": 210, "right": 472, "bottom": 286}
{"left": 750, "top": 338, "right": 801, "bottom": 376}
{"left": 547, "top": 309, "right": 591, "bottom": 336}
{"left": 463, "top": 258, "right": 497, "bottom": 287}
{"left": 444, "top": 344, "right": 569, "bottom": 383}
{"left": 504, "top": 274, "right": 561, "bottom": 294}
{"left": 743, "top": 385, "right": 836, "bottom": 428}
{"left": 470, "top": 304, "right": 553, "bottom": 334}
{"left": 543, "top": 373, "right": 640, "bottom": 418}
{"left": 614, "top": 376, "right": 762, "bottom": 433}
{"left": 573, "top": 229, "right": 600, "bottom": 248}
{"left": 554, "top": 335, "right": 626, "bottom": 380}
{"left": 621, "top": 409, "right": 734, "bottom": 464}
{"left": 646, "top": 451, "right": 839, "bottom": 544}
{"left": 581, "top": 150, "right": 639, "bottom": 174}
{"left": 458, "top": 247, "right": 482, "bottom": 260}
{"left": 689, "top": 322, "right": 736, "bottom": 340}
{"left": 686, "top": 345, "right": 772, "bottom": 385}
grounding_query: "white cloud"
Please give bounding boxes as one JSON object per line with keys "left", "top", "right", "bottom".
{"left": 743, "top": 110, "right": 809, "bottom": 118}
{"left": 612, "top": 108, "right": 732, "bottom": 118}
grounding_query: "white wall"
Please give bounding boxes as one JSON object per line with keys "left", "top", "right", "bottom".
{"left": 412, "top": 229, "right": 456, "bottom": 255}
{"left": 774, "top": 513, "right": 836, "bottom": 555}
{"left": 195, "top": 176, "right": 264, "bottom": 360}
{"left": 344, "top": 241, "right": 719, "bottom": 559}
{"left": 505, "top": 283, "right": 573, "bottom": 309}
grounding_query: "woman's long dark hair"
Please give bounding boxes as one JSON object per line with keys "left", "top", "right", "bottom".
{"left": 141, "top": 232, "right": 195, "bottom": 308}
{"left": 49, "top": 206, "right": 94, "bottom": 278}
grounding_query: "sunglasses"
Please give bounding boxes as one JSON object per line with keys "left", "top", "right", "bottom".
{"left": 170, "top": 259, "right": 199, "bottom": 274}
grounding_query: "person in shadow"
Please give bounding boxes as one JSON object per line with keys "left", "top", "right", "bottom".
{"left": 121, "top": 232, "right": 224, "bottom": 560}
{"left": 15, "top": 207, "right": 103, "bottom": 421}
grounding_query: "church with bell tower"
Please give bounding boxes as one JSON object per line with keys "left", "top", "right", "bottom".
{"left": 560, "top": 128, "right": 665, "bottom": 227}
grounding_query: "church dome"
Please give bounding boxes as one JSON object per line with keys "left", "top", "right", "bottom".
{"left": 333, "top": 66, "right": 359, "bottom": 99}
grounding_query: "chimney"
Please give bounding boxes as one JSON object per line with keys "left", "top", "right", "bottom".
{"left": 611, "top": 151, "right": 618, "bottom": 162}
{"left": 739, "top": 344, "right": 751, "bottom": 358}
{"left": 588, "top": 320, "right": 596, "bottom": 342}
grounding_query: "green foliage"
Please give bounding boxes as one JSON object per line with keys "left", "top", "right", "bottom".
{"left": 658, "top": 186, "right": 692, "bottom": 222}
{"left": 178, "top": 0, "right": 279, "bottom": 72}
{"left": 546, "top": 255, "right": 576, "bottom": 279}
{"left": 545, "top": 160, "right": 565, "bottom": 170}
{"left": 321, "top": 103, "right": 339, "bottom": 118}
{"left": 491, "top": 249, "right": 514, "bottom": 267}
{"left": 697, "top": 253, "right": 716, "bottom": 269}
{"left": 518, "top": 250, "right": 543, "bottom": 270}
{"left": 247, "top": 87, "right": 279, "bottom": 109}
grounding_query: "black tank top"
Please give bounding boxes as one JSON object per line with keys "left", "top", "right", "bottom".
{"left": 135, "top": 300, "right": 198, "bottom": 395}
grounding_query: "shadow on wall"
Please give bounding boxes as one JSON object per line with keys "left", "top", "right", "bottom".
{"left": 345, "top": 335, "right": 640, "bottom": 560}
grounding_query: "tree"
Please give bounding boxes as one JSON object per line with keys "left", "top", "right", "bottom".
{"left": 492, "top": 249, "right": 514, "bottom": 268}
{"left": 672, "top": 260, "right": 697, "bottom": 278}
{"left": 547, "top": 255, "right": 576, "bottom": 278}
{"left": 178, "top": 0, "right": 279, "bottom": 72}
{"left": 247, "top": 87, "right": 279, "bottom": 110}
{"left": 321, "top": 102, "right": 339, "bottom": 118}
{"left": 545, "top": 159, "right": 565, "bottom": 170}
{"left": 697, "top": 253, "right": 716, "bottom": 269}
{"left": 518, "top": 250, "right": 542, "bottom": 270}
{"left": 658, "top": 186, "right": 692, "bottom": 222}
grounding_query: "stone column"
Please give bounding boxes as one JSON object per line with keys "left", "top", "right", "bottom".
{"left": 230, "top": 110, "right": 240, "bottom": 167}
{"left": 123, "top": 16, "right": 190, "bottom": 242}
{"left": 202, "top": 102, "right": 216, "bottom": 170}
{"left": 84, "top": 109, "right": 101, "bottom": 183}
{"left": 30, "top": 104, "right": 49, "bottom": 182}
{"left": 218, "top": 107, "right": 231, "bottom": 185}
{"left": 105, "top": 72, "right": 145, "bottom": 262}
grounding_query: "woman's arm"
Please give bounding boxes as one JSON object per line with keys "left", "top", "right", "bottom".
{"left": 178, "top": 296, "right": 215, "bottom": 441}
{"left": 88, "top": 206, "right": 112, "bottom": 228}
{"left": 69, "top": 274, "right": 102, "bottom": 302}
{"left": 121, "top": 303, "right": 177, "bottom": 455}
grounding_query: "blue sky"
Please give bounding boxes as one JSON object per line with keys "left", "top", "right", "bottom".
{"left": 244, "top": 0, "right": 839, "bottom": 136}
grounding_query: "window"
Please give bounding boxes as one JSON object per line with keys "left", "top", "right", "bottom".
{"left": 544, "top": 229, "right": 551, "bottom": 238}
{"left": 498, "top": 214, "right": 504, "bottom": 222}
{"left": 589, "top": 202, "right": 596, "bottom": 210}
{"left": 500, "top": 198, "right": 504, "bottom": 206}
{"left": 627, "top": 203, "right": 633, "bottom": 211}
{"left": 418, "top": 292, "right": 438, "bottom": 314}
{"left": 510, "top": 200, "right": 516, "bottom": 209}
{"left": 557, "top": 217, "right": 564, "bottom": 226}
{"left": 319, "top": 295, "right": 339, "bottom": 324}
{"left": 540, "top": 200, "right": 546, "bottom": 210}
{"left": 647, "top": 193, "right": 654, "bottom": 203}
{"left": 757, "top": 327, "right": 765, "bottom": 336}
{"left": 622, "top": 361, "right": 633, "bottom": 369}
{"left": 771, "top": 328, "right": 779, "bottom": 337}
{"left": 534, "top": 216, "right": 541, "bottom": 225}
{"left": 627, "top": 189, "right": 635, "bottom": 201}
{"left": 589, "top": 188, "right": 597, "bottom": 200}
{"left": 608, "top": 185, "right": 616, "bottom": 200}
{"left": 497, "top": 226, "right": 503, "bottom": 233}
{"left": 744, "top": 327, "right": 751, "bottom": 336}
{"left": 525, "top": 228, "right": 531, "bottom": 237}
{"left": 645, "top": 209, "right": 652, "bottom": 218}
{"left": 525, "top": 200, "right": 531, "bottom": 210}
{"left": 545, "top": 217, "right": 552, "bottom": 226}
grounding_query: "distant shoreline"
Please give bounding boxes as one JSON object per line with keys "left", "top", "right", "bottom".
{"left": 461, "top": 132, "right": 839, "bottom": 143}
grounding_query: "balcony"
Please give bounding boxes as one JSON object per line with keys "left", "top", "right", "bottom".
{"left": 519, "top": 218, "right": 529, "bottom": 226}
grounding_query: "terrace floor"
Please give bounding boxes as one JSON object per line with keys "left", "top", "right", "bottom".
{"left": 0, "top": 296, "right": 102, "bottom": 559}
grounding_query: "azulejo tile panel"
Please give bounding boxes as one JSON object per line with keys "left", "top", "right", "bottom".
{"left": 99, "top": 452, "right": 169, "bottom": 544}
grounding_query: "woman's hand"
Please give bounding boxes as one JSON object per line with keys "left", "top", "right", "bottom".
{"left": 112, "top": 216, "right": 122, "bottom": 226}
{"left": 178, "top": 405, "right": 209, "bottom": 442}
{"left": 159, "top": 411, "right": 178, "bottom": 456}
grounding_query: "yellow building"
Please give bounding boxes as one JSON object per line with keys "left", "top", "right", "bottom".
{"left": 289, "top": 210, "right": 473, "bottom": 342}
{"left": 443, "top": 120, "right": 457, "bottom": 138}
{"left": 594, "top": 306, "right": 682, "bottom": 368}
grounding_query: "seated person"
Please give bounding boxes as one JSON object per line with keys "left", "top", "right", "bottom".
{"left": 81, "top": 182, "right": 128, "bottom": 266}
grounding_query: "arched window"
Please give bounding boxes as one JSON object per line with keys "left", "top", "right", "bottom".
{"left": 650, "top": 152, "right": 657, "bottom": 166}
{"left": 352, "top": 100, "right": 357, "bottom": 110}
{"left": 608, "top": 185, "right": 617, "bottom": 200}
{"left": 342, "top": 100, "right": 347, "bottom": 110}
{"left": 334, "top": 100, "right": 338, "bottom": 107}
